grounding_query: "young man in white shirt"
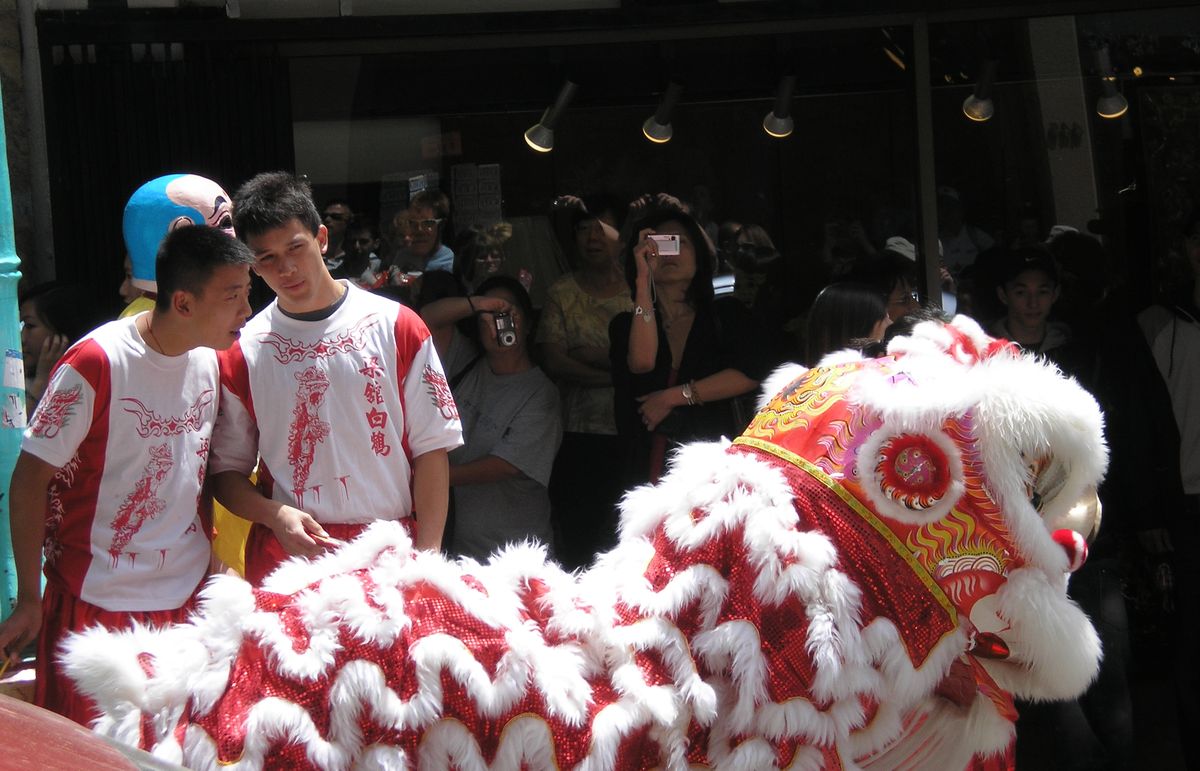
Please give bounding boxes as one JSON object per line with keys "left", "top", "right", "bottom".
{"left": 210, "top": 172, "right": 462, "bottom": 585}
{"left": 0, "top": 225, "right": 254, "bottom": 725}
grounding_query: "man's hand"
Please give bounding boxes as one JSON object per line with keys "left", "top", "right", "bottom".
{"left": 471, "top": 295, "right": 512, "bottom": 316}
{"left": 552, "top": 194, "right": 585, "bottom": 213}
{"left": 268, "top": 505, "right": 335, "bottom": 558}
{"left": 0, "top": 600, "right": 41, "bottom": 666}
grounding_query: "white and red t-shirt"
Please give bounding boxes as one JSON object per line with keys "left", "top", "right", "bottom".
{"left": 210, "top": 284, "right": 462, "bottom": 524}
{"left": 22, "top": 316, "right": 215, "bottom": 612}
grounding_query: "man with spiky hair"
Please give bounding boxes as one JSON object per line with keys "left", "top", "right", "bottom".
{"left": 210, "top": 172, "right": 462, "bottom": 586}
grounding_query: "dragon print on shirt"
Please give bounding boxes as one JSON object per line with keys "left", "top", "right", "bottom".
{"left": 288, "top": 366, "right": 331, "bottom": 506}
{"left": 43, "top": 455, "right": 82, "bottom": 566}
{"left": 120, "top": 390, "right": 214, "bottom": 438}
{"left": 259, "top": 316, "right": 378, "bottom": 365}
{"left": 30, "top": 383, "right": 84, "bottom": 439}
{"left": 195, "top": 437, "right": 210, "bottom": 489}
{"left": 108, "top": 443, "right": 173, "bottom": 568}
{"left": 44, "top": 486, "right": 66, "bottom": 566}
{"left": 422, "top": 364, "right": 458, "bottom": 420}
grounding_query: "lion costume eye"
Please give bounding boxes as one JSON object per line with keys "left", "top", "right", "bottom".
{"left": 858, "top": 426, "right": 966, "bottom": 524}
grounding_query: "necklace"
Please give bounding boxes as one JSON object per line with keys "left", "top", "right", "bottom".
{"left": 145, "top": 315, "right": 167, "bottom": 355}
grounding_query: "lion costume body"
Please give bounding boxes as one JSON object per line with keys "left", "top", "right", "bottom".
{"left": 62, "top": 317, "right": 1106, "bottom": 770}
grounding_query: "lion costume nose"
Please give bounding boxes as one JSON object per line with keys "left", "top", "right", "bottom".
{"left": 1052, "top": 528, "right": 1090, "bottom": 573}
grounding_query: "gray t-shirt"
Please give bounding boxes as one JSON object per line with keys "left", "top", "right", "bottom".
{"left": 445, "top": 335, "right": 562, "bottom": 561}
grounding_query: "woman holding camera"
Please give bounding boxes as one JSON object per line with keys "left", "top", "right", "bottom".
{"left": 609, "top": 207, "right": 772, "bottom": 488}
{"left": 419, "top": 275, "right": 562, "bottom": 561}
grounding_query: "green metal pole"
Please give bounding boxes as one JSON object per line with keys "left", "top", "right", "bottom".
{"left": 0, "top": 80, "right": 24, "bottom": 621}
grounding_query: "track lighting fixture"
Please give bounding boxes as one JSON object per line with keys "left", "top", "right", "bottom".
{"left": 881, "top": 28, "right": 906, "bottom": 71}
{"left": 962, "top": 59, "right": 999, "bottom": 122}
{"left": 524, "top": 80, "right": 579, "bottom": 153}
{"left": 642, "top": 81, "right": 684, "bottom": 144}
{"left": 1094, "top": 47, "right": 1128, "bottom": 120}
{"left": 762, "top": 76, "right": 797, "bottom": 139}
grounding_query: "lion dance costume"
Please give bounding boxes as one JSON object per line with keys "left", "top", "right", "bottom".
{"left": 61, "top": 317, "right": 1106, "bottom": 770}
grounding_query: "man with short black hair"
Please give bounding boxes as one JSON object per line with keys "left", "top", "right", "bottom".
{"left": 210, "top": 172, "right": 461, "bottom": 586}
{"left": 320, "top": 198, "right": 353, "bottom": 271}
{"left": 991, "top": 247, "right": 1070, "bottom": 355}
{"left": 0, "top": 225, "right": 254, "bottom": 725}
{"left": 332, "top": 215, "right": 387, "bottom": 290}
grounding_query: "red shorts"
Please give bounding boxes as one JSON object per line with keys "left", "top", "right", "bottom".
{"left": 243, "top": 519, "right": 414, "bottom": 587}
{"left": 36, "top": 580, "right": 201, "bottom": 727}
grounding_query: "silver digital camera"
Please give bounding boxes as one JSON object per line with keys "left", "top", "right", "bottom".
{"left": 648, "top": 233, "right": 681, "bottom": 255}
{"left": 494, "top": 312, "right": 517, "bottom": 347}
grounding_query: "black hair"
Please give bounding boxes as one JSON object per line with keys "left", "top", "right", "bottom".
{"left": 476, "top": 274, "right": 534, "bottom": 322}
{"left": 805, "top": 282, "right": 889, "bottom": 363}
{"left": 19, "top": 282, "right": 109, "bottom": 344}
{"left": 999, "top": 244, "right": 1059, "bottom": 287}
{"left": 155, "top": 225, "right": 254, "bottom": 312}
{"left": 233, "top": 171, "right": 321, "bottom": 240}
{"left": 345, "top": 215, "right": 379, "bottom": 240}
{"left": 622, "top": 206, "right": 716, "bottom": 311}
{"left": 860, "top": 307, "right": 953, "bottom": 357}
{"left": 571, "top": 193, "right": 628, "bottom": 231}
{"left": 846, "top": 249, "right": 918, "bottom": 299}
{"left": 18, "top": 280, "right": 61, "bottom": 308}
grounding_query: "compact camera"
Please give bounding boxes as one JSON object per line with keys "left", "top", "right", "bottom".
{"left": 494, "top": 312, "right": 517, "bottom": 347}
{"left": 648, "top": 234, "right": 681, "bottom": 255}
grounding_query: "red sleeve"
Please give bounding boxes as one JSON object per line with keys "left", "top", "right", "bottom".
{"left": 218, "top": 341, "right": 256, "bottom": 424}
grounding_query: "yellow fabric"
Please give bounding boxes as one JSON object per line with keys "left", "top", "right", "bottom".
{"left": 118, "top": 295, "right": 156, "bottom": 319}
{"left": 212, "top": 502, "right": 252, "bottom": 577}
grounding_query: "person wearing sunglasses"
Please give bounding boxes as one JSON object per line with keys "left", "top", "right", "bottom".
{"left": 392, "top": 189, "right": 455, "bottom": 276}
{"left": 320, "top": 200, "right": 353, "bottom": 271}
{"left": 453, "top": 223, "right": 511, "bottom": 294}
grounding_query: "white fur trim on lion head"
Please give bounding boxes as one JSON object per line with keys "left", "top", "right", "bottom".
{"left": 880, "top": 316, "right": 1109, "bottom": 575}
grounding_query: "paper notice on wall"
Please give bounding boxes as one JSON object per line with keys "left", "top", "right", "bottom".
{"left": 4, "top": 349, "right": 23, "bottom": 390}
{"left": 451, "top": 163, "right": 502, "bottom": 234}
{"left": 3, "top": 392, "right": 25, "bottom": 430}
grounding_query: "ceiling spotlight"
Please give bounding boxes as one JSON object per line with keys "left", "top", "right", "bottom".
{"left": 962, "top": 59, "right": 999, "bottom": 122}
{"left": 642, "top": 81, "right": 684, "bottom": 144}
{"left": 524, "top": 80, "right": 579, "bottom": 153}
{"left": 1093, "top": 47, "right": 1128, "bottom": 120}
{"left": 881, "top": 28, "right": 906, "bottom": 71}
{"left": 762, "top": 75, "right": 797, "bottom": 139}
